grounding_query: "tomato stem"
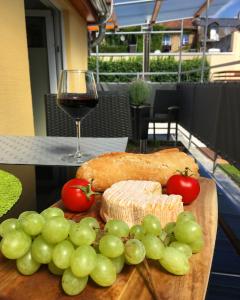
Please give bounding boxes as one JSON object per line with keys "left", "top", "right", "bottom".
{"left": 177, "top": 167, "right": 193, "bottom": 177}
{"left": 70, "top": 180, "right": 100, "bottom": 201}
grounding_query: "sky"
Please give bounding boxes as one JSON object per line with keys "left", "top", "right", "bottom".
{"left": 214, "top": 0, "right": 240, "bottom": 18}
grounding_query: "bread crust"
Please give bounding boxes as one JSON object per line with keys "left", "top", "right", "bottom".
{"left": 76, "top": 149, "right": 199, "bottom": 192}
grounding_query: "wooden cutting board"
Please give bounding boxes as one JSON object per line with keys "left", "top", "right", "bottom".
{"left": 0, "top": 178, "right": 218, "bottom": 300}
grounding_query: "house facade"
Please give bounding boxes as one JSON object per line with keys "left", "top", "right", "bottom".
{"left": 160, "top": 19, "right": 197, "bottom": 53}
{"left": 0, "top": 0, "right": 93, "bottom": 136}
{"left": 198, "top": 18, "right": 240, "bottom": 52}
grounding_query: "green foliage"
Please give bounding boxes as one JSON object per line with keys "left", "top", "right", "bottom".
{"left": 151, "top": 24, "right": 164, "bottom": 53}
{"left": 88, "top": 57, "right": 209, "bottom": 83}
{"left": 99, "top": 44, "right": 128, "bottom": 53}
{"left": 98, "top": 24, "right": 165, "bottom": 53}
{"left": 150, "top": 57, "right": 209, "bottom": 82}
{"left": 89, "top": 57, "right": 142, "bottom": 82}
{"left": 129, "top": 79, "right": 151, "bottom": 105}
{"left": 150, "top": 57, "right": 178, "bottom": 82}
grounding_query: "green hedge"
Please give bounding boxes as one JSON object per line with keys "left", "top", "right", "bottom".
{"left": 89, "top": 57, "right": 209, "bottom": 82}
{"left": 99, "top": 44, "right": 128, "bottom": 53}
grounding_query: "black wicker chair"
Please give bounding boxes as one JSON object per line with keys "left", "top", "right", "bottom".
{"left": 45, "top": 91, "right": 132, "bottom": 138}
{"left": 149, "top": 89, "right": 179, "bottom": 141}
{"left": 45, "top": 94, "right": 76, "bottom": 137}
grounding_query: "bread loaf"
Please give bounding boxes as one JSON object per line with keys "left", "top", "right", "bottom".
{"left": 76, "top": 148, "right": 199, "bottom": 192}
{"left": 100, "top": 180, "right": 183, "bottom": 227}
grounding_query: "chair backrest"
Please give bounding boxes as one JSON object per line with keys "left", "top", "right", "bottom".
{"left": 153, "top": 90, "right": 179, "bottom": 115}
{"left": 45, "top": 94, "right": 76, "bottom": 137}
{"left": 81, "top": 91, "right": 132, "bottom": 138}
{"left": 45, "top": 91, "right": 132, "bottom": 138}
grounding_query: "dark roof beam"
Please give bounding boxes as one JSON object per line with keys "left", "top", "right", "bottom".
{"left": 194, "top": 0, "right": 213, "bottom": 17}
{"left": 150, "top": 0, "right": 163, "bottom": 24}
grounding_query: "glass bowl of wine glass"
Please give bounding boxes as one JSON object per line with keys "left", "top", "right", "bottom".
{"left": 57, "top": 70, "right": 98, "bottom": 163}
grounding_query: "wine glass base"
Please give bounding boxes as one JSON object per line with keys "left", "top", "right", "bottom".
{"left": 61, "top": 153, "right": 92, "bottom": 164}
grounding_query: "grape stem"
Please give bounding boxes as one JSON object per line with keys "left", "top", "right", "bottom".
{"left": 142, "top": 259, "right": 158, "bottom": 300}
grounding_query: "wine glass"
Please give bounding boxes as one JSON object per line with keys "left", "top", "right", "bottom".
{"left": 57, "top": 70, "right": 98, "bottom": 163}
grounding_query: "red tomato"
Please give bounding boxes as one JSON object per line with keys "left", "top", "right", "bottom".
{"left": 61, "top": 178, "right": 96, "bottom": 212}
{"left": 166, "top": 170, "right": 200, "bottom": 204}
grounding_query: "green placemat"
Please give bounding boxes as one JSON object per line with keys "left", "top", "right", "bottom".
{"left": 0, "top": 170, "right": 22, "bottom": 217}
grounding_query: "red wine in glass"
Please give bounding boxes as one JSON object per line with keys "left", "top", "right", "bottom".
{"left": 58, "top": 93, "right": 98, "bottom": 120}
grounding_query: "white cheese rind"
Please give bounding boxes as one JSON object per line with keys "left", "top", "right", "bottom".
{"left": 100, "top": 180, "right": 183, "bottom": 227}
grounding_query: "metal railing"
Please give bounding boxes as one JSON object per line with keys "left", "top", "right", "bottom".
{"left": 93, "top": 25, "right": 185, "bottom": 83}
{"left": 92, "top": 58, "right": 240, "bottom": 83}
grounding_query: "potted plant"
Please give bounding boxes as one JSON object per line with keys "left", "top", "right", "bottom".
{"left": 129, "top": 79, "right": 151, "bottom": 144}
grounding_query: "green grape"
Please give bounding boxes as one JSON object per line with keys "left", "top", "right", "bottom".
{"left": 1, "top": 229, "right": 31, "bottom": 259}
{"left": 161, "top": 223, "right": 177, "bottom": 245}
{"left": 99, "top": 234, "right": 124, "bottom": 258}
{"left": 124, "top": 257, "right": 132, "bottom": 266}
{"left": 163, "top": 222, "right": 176, "bottom": 235}
{"left": 52, "top": 240, "right": 74, "bottom": 269}
{"left": 174, "top": 220, "right": 202, "bottom": 244}
{"left": 104, "top": 220, "right": 129, "bottom": 238}
{"left": 110, "top": 254, "right": 125, "bottom": 274}
{"left": 169, "top": 235, "right": 177, "bottom": 243}
{"left": 124, "top": 239, "right": 146, "bottom": 265}
{"left": 159, "top": 247, "right": 190, "bottom": 275}
{"left": 20, "top": 213, "right": 45, "bottom": 236}
{"left": 31, "top": 235, "right": 53, "bottom": 264}
{"left": 0, "top": 218, "right": 20, "bottom": 237}
{"left": 142, "top": 215, "right": 162, "bottom": 236}
{"left": 189, "top": 236, "right": 204, "bottom": 253}
{"left": 90, "top": 254, "right": 116, "bottom": 287}
{"left": 40, "top": 207, "right": 64, "bottom": 220}
{"left": 71, "top": 245, "right": 97, "bottom": 277}
{"left": 42, "top": 216, "right": 70, "bottom": 244}
{"left": 141, "top": 234, "right": 164, "bottom": 260}
{"left": 176, "top": 211, "right": 196, "bottom": 224}
{"left": 68, "top": 219, "right": 76, "bottom": 226}
{"left": 48, "top": 261, "right": 64, "bottom": 276}
{"left": 170, "top": 241, "right": 192, "bottom": 258}
{"left": 69, "top": 223, "right": 96, "bottom": 246}
{"left": 18, "top": 211, "right": 37, "bottom": 221}
{"left": 79, "top": 217, "right": 100, "bottom": 231}
{"left": 16, "top": 250, "right": 40, "bottom": 275}
{"left": 159, "top": 230, "right": 168, "bottom": 241}
{"left": 160, "top": 232, "right": 176, "bottom": 246}
{"left": 129, "top": 225, "right": 145, "bottom": 240}
{"left": 62, "top": 268, "right": 88, "bottom": 296}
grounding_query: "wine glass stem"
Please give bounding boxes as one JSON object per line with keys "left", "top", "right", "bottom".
{"left": 75, "top": 120, "right": 81, "bottom": 158}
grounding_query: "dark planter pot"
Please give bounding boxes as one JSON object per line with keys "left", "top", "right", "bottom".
{"left": 128, "top": 44, "right": 137, "bottom": 53}
{"left": 130, "top": 105, "right": 150, "bottom": 142}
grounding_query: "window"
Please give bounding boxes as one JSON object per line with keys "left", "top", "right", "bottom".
{"left": 162, "top": 34, "right": 171, "bottom": 46}
{"left": 208, "top": 22, "right": 219, "bottom": 41}
{"left": 182, "top": 34, "right": 189, "bottom": 46}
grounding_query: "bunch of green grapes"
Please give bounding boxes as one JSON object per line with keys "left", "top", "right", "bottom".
{"left": 158, "top": 211, "right": 204, "bottom": 275}
{"left": 0, "top": 209, "right": 204, "bottom": 296}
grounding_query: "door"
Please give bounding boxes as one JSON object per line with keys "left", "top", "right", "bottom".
{"left": 25, "top": 8, "right": 63, "bottom": 135}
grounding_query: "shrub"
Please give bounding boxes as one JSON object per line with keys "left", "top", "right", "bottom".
{"left": 88, "top": 57, "right": 209, "bottom": 82}
{"left": 129, "top": 79, "right": 151, "bottom": 105}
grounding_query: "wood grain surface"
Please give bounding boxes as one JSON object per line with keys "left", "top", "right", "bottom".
{"left": 0, "top": 178, "right": 218, "bottom": 300}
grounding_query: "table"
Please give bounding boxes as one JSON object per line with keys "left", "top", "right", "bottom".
{"left": 0, "top": 178, "right": 218, "bottom": 300}
{"left": 0, "top": 136, "right": 128, "bottom": 221}
{"left": 0, "top": 136, "right": 128, "bottom": 166}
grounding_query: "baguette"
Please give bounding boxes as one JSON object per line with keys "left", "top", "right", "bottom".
{"left": 76, "top": 148, "right": 199, "bottom": 192}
